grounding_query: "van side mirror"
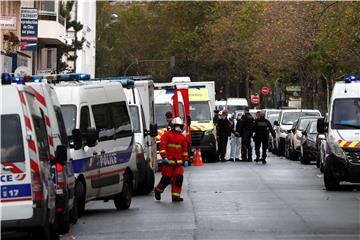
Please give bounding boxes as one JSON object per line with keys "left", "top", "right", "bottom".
{"left": 186, "top": 115, "right": 191, "bottom": 126}
{"left": 149, "top": 123, "right": 158, "bottom": 137}
{"left": 274, "top": 121, "right": 279, "bottom": 126}
{"left": 83, "top": 128, "right": 99, "bottom": 147}
{"left": 54, "top": 145, "right": 67, "bottom": 164}
{"left": 317, "top": 118, "right": 326, "bottom": 134}
{"left": 72, "top": 129, "right": 83, "bottom": 150}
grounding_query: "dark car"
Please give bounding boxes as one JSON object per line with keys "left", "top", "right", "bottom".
{"left": 300, "top": 120, "right": 319, "bottom": 164}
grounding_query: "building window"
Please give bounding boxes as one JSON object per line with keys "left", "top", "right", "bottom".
{"left": 40, "top": 1, "right": 55, "bottom": 12}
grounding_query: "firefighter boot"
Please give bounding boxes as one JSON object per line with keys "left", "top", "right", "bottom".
{"left": 154, "top": 188, "right": 161, "bottom": 201}
{"left": 172, "top": 196, "right": 184, "bottom": 202}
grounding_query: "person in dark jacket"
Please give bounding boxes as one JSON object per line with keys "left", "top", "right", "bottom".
{"left": 236, "top": 107, "right": 255, "bottom": 161}
{"left": 252, "top": 110, "right": 276, "bottom": 164}
{"left": 217, "top": 110, "right": 231, "bottom": 161}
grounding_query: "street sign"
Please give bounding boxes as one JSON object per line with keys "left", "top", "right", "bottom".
{"left": 251, "top": 95, "right": 260, "bottom": 104}
{"left": 21, "top": 8, "right": 38, "bottom": 51}
{"left": 261, "top": 87, "right": 269, "bottom": 95}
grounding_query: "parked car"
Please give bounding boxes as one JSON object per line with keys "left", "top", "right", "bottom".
{"left": 273, "top": 109, "right": 321, "bottom": 155}
{"left": 285, "top": 116, "right": 321, "bottom": 160}
{"left": 267, "top": 113, "right": 280, "bottom": 152}
{"left": 300, "top": 120, "right": 319, "bottom": 164}
{"left": 1, "top": 78, "right": 59, "bottom": 239}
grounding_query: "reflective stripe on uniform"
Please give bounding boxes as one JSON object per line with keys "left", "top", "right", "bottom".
{"left": 182, "top": 152, "right": 188, "bottom": 156}
{"left": 167, "top": 144, "right": 182, "bottom": 148}
{"left": 172, "top": 192, "right": 180, "bottom": 197}
{"left": 167, "top": 160, "right": 183, "bottom": 165}
{"left": 160, "top": 150, "right": 166, "bottom": 153}
{"left": 168, "top": 160, "right": 175, "bottom": 164}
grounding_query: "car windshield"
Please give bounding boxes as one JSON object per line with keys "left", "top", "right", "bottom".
{"left": 227, "top": 105, "right": 247, "bottom": 114}
{"left": 190, "top": 101, "right": 211, "bottom": 122}
{"left": 1, "top": 114, "right": 25, "bottom": 163}
{"left": 61, "top": 104, "right": 77, "bottom": 136}
{"left": 298, "top": 119, "right": 313, "bottom": 130}
{"left": 155, "top": 103, "right": 172, "bottom": 128}
{"left": 129, "top": 106, "right": 141, "bottom": 133}
{"left": 282, "top": 111, "right": 320, "bottom": 125}
{"left": 332, "top": 98, "right": 360, "bottom": 129}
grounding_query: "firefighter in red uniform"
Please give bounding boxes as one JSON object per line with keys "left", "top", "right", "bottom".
{"left": 154, "top": 117, "right": 189, "bottom": 202}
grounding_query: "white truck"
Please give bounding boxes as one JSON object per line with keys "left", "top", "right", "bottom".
{"left": 226, "top": 98, "right": 249, "bottom": 114}
{"left": 317, "top": 75, "right": 360, "bottom": 190}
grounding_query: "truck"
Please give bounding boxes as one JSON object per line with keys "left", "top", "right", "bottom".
{"left": 171, "top": 77, "right": 218, "bottom": 162}
{"left": 226, "top": 98, "right": 249, "bottom": 114}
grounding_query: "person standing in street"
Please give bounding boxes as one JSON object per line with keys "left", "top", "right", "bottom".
{"left": 165, "top": 111, "right": 174, "bottom": 130}
{"left": 230, "top": 112, "right": 242, "bottom": 161}
{"left": 155, "top": 117, "right": 189, "bottom": 202}
{"left": 237, "top": 107, "right": 255, "bottom": 161}
{"left": 217, "top": 109, "right": 231, "bottom": 161}
{"left": 252, "top": 110, "right": 276, "bottom": 164}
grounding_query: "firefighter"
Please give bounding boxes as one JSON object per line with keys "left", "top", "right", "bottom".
{"left": 253, "top": 110, "right": 276, "bottom": 164}
{"left": 155, "top": 117, "right": 189, "bottom": 202}
{"left": 236, "top": 107, "right": 255, "bottom": 161}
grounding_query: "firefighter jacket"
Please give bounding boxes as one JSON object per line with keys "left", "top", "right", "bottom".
{"left": 159, "top": 130, "right": 189, "bottom": 165}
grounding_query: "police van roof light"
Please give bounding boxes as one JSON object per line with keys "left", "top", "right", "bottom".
{"left": 13, "top": 76, "right": 25, "bottom": 85}
{"left": 344, "top": 75, "right": 358, "bottom": 83}
{"left": 1, "top": 72, "right": 12, "bottom": 85}
{"left": 58, "top": 73, "right": 90, "bottom": 81}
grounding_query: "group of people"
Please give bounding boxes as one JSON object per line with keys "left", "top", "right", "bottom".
{"left": 216, "top": 107, "right": 276, "bottom": 164}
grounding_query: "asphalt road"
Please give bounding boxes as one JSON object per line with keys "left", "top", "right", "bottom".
{"left": 60, "top": 153, "right": 360, "bottom": 240}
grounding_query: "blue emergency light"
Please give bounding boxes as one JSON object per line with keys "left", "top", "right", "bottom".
{"left": 344, "top": 75, "right": 358, "bottom": 83}
{"left": 30, "top": 75, "right": 44, "bottom": 82}
{"left": 58, "top": 73, "right": 90, "bottom": 81}
{"left": 1, "top": 72, "right": 12, "bottom": 85}
{"left": 90, "top": 77, "right": 135, "bottom": 88}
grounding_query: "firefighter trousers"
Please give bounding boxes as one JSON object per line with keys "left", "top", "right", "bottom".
{"left": 155, "top": 164, "right": 184, "bottom": 198}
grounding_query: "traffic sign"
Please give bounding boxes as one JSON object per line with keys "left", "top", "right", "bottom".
{"left": 261, "top": 87, "right": 269, "bottom": 95}
{"left": 251, "top": 95, "right": 260, "bottom": 104}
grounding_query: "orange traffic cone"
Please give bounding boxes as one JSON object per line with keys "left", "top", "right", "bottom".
{"left": 193, "top": 148, "right": 204, "bottom": 166}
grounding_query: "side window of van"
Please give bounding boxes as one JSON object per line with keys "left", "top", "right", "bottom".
{"left": 32, "top": 115, "right": 50, "bottom": 162}
{"left": 54, "top": 106, "right": 69, "bottom": 146}
{"left": 80, "top": 106, "right": 90, "bottom": 132}
{"left": 111, "top": 102, "right": 132, "bottom": 138}
{"left": 92, "top": 104, "right": 114, "bottom": 141}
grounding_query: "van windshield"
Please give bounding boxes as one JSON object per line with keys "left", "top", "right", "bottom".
{"left": 190, "top": 101, "right": 211, "bottom": 122}
{"left": 227, "top": 105, "right": 246, "bottom": 114}
{"left": 129, "top": 105, "right": 141, "bottom": 133}
{"left": 332, "top": 98, "right": 360, "bottom": 129}
{"left": 1, "top": 114, "right": 25, "bottom": 163}
{"left": 155, "top": 103, "right": 172, "bottom": 128}
{"left": 282, "top": 111, "right": 320, "bottom": 125}
{"left": 61, "top": 104, "right": 77, "bottom": 136}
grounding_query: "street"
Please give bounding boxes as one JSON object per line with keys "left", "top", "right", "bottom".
{"left": 61, "top": 154, "right": 360, "bottom": 240}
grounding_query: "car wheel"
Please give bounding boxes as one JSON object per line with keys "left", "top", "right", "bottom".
{"left": 70, "top": 195, "right": 78, "bottom": 224}
{"left": 114, "top": 173, "right": 132, "bottom": 210}
{"left": 75, "top": 180, "right": 86, "bottom": 217}
{"left": 324, "top": 165, "right": 340, "bottom": 191}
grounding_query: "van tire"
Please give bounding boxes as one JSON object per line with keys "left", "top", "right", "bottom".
{"left": 324, "top": 166, "right": 340, "bottom": 191}
{"left": 70, "top": 196, "right": 78, "bottom": 224}
{"left": 75, "top": 180, "right": 86, "bottom": 217}
{"left": 58, "top": 207, "right": 70, "bottom": 234}
{"left": 114, "top": 174, "right": 132, "bottom": 210}
{"left": 138, "top": 165, "right": 155, "bottom": 195}
{"left": 32, "top": 212, "right": 59, "bottom": 240}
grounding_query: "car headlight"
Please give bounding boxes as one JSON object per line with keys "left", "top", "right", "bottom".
{"left": 328, "top": 141, "right": 346, "bottom": 159}
{"left": 204, "top": 129, "right": 213, "bottom": 136}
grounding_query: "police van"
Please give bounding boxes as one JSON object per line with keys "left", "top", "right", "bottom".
{"left": 27, "top": 80, "right": 76, "bottom": 233}
{"left": 317, "top": 75, "right": 360, "bottom": 190}
{"left": 1, "top": 74, "right": 60, "bottom": 239}
{"left": 54, "top": 76, "right": 136, "bottom": 214}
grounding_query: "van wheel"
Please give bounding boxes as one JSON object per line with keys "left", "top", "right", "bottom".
{"left": 300, "top": 155, "right": 309, "bottom": 165}
{"left": 75, "top": 180, "right": 86, "bottom": 217}
{"left": 32, "top": 212, "right": 59, "bottom": 240}
{"left": 114, "top": 174, "right": 132, "bottom": 210}
{"left": 324, "top": 166, "right": 340, "bottom": 191}
{"left": 138, "top": 165, "right": 155, "bottom": 195}
{"left": 70, "top": 196, "right": 78, "bottom": 224}
{"left": 58, "top": 207, "right": 70, "bottom": 234}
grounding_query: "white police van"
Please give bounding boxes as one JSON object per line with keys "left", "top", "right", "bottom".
{"left": 317, "top": 75, "right": 360, "bottom": 190}
{"left": 27, "top": 80, "right": 76, "bottom": 233}
{"left": 53, "top": 75, "right": 136, "bottom": 214}
{"left": 1, "top": 74, "right": 59, "bottom": 239}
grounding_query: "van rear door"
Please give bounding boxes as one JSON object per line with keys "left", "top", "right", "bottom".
{"left": 1, "top": 89, "right": 33, "bottom": 221}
